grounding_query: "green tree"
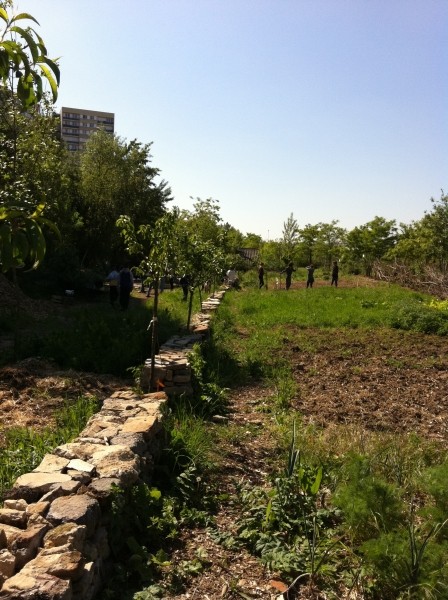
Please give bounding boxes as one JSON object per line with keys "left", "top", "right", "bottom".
{"left": 78, "top": 131, "right": 170, "bottom": 266}
{"left": 281, "top": 213, "right": 300, "bottom": 265}
{"left": 388, "top": 193, "right": 448, "bottom": 274}
{"left": 419, "top": 193, "right": 448, "bottom": 272}
{"left": 260, "top": 239, "right": 283, "bottom": 271}
{"left": 314, "top": 220, "right": 346, "bottom": 270}
{"left": 179, "top": 197, "right": 224, "bottom": 247}
{"left": 117, "top": 210, "right": 178, "bottom": 390}
{"left": 0, "top": 3, "right": 60, "bottom": 281}
{"left": 346, "top": 216, "right": 397, "bottom": 276}
{"left": 177, "top": 233, "right": 225, "bottom": 329}
{"left": 242, "top": 232, "right": 263, "bottom": 248}
{"left": 299, "top": 223, "right": 320, "bottom": 265}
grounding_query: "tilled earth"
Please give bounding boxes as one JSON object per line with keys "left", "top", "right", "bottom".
{"left": 0, "top": 325, "right": 447, "bottom": 598}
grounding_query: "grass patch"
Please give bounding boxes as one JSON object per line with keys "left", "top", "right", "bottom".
{"left": 3, "top": 288, "right": 202, "bottom": 375}
{"left": 0, "top": 395, "right": 99, "bottom": 499}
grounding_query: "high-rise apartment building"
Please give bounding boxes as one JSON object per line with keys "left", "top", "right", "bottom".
{"left": 60, "top": 106, "right": 114, "bottom": 151}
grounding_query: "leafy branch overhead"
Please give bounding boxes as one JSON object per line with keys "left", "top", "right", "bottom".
{"left": 0, "top": 3, "right": 61, "bottom": 279}
{"left": 0, "top": 5, "right": 60, "bottom": 108}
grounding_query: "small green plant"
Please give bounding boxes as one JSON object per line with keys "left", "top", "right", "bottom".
{"left": 187, "top": 343, "right": 229, "bottom": 417}
{"left": 272, "top": 366, "right": 298, "bottom": 411}
{"left": 232, "top": 423, "right": 339, "bottom": 583}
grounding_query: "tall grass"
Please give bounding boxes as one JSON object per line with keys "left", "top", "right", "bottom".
{"left": 0, "top": 396, "right": 99, "bottom": 499}
{"left": 225, "top": 284, "right": 431, "bottom": 330}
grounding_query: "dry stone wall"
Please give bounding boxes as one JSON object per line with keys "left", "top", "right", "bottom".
{"left": 0, "top": 289, "right": 226, "bottom": 599}
{"left": 140, "top": 289, "right": 226, "bottom": 394}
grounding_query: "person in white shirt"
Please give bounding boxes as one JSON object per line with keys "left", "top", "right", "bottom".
{"left": 105, "top": 267, "right": 120, "bottom": 307}
{"left": 226, "top": 268, "right": 238, "bottom": 288}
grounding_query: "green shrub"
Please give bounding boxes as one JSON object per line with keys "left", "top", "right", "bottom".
{"left": 420, "top": 461, "right": 448, "bottom": 527}
{"left": 389, "top": 301, "right": 448, "bottom": 336}
{"left": 361, "top": 524, "right": 448, "bottom": 598}
{"left": 333, "top": 455, "right": 404, "bottom": 542}
{"left": 187, "top": 343, "right": 230, "bottom": 417}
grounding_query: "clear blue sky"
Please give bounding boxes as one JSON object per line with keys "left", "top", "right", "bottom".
{"left": 21, "top": 0, "right": 447, "bottom": 239}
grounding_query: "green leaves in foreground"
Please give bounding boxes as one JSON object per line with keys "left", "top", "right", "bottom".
{"left": 0, "top": 203, "right": 60, "bottom": 273}
{"left": 0, "top": 6, "right": 60, "bottom": 108}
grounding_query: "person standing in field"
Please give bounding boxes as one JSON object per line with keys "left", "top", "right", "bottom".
{"left": 258, "top": 263, "right": 265, "bottom": 289}
{"left": 105, "top": 266, "right": 120, "bottom": 307}
{"left": 119, "top": 264, "right": 134, "bottom": 310}
{"left": 306, "top": 263, "right": 315, "bottom": 288}
{"left": 180, "top": 274, "right": 189, "bottom": 300}
{"left": 281, "top": 262, "right": 295, "bottom": 290}
{"left": 331, "top": 261, "right": 339, "bottom": 287}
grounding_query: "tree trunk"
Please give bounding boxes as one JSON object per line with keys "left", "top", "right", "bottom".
{"left": 150, "top": 276, "right": 160, "bottom": 391}
{"left": 187, "top": 288, "right": 194, "bottom": 331}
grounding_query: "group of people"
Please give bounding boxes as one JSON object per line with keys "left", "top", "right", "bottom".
{"left": 257, "top": 260, "right": 339, "bottom": 290}
{"left": 105, "top": 265, "right": 134, "bottom": 310}
{"left": 107, "top": 260, "right": 340, "bottom": 308}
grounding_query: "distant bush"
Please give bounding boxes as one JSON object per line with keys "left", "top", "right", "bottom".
{"left": 389, "top": 300, "right": 448, "bottom": 335}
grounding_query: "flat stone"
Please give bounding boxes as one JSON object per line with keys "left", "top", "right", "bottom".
{"left": 0, "top": 508, "right": 27, "bottom": 529}
{"left": 91, "top": 446, "right": 140, "bottom": 485}
{"left": 22, "top": 549, "right": 84, "bottom": 581}
{"left": 82, "top": 418, "right": 122, "bottom": 439}
{"left": 0, "top": 571, "right": 72, "bottom": 599}
{"left": 65, "top": 470, "right": 91, "bottom": 484}
{"left": 53, "top": 442, "right": 105, "bottom": 461}
{"left": 7, "top": 524, "right": 50, "bottom": 569}
{"left": 101, "top": 398, "right": 138, "bottom": 412}
{"left": 110, "top": 390, "right": 138, "bottom": 400}
{"left": 0, "top": 548, "right": 15, "bottom": 582}
{"left": 46, "top": 496, "right": 100, "bottom": 536}
{"left": 66, "top": 459, "right": 95, "bottom": 475}
{"left": 44, "top": 523, "right": 86, "bottom": 552}
{"left": 13, "top": 473, "right": 72, "bottom": 497}
{"left": 120, "top": 415, "right": 158, "bottom": 435}
{"left": 40, "top": 481, "right": 81, "bottom": 503}
{"left": 109, "top": 432, "right": 146, "bottom": 454}
{"left": 86, "top": 477, "right": 120, "bottom": 502}
{"left": 3, "top": 499, "right": 27, "bottom": 511}
{"left": 33, "top": 454, "right": 70, "bottom": 473}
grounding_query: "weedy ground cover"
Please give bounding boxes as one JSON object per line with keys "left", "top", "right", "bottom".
{"left": 3, "top": 280, "right": 448, "bottom": 599}
{"left": 0, "top": 396, "right": 99, "bottom": 498}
